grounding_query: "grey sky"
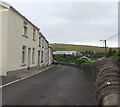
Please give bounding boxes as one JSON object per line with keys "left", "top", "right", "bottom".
{"left": 3, "top": 0, "right": 118, "bottom": 47}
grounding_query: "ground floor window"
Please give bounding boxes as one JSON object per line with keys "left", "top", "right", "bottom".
{"left": 41, "top": 51, "right": 43, "bottom": 63}
{"left": 22, "top": 46, "right": 26, "bottom": 64}
{"left": 32, "top": 48, "right": 35, "bottom": 63}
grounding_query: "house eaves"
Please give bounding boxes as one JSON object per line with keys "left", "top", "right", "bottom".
{"left": 0, "top": 1, "right": 40, "bottom": 30}
{"left": 39, "top": 32, "right": 49, "bottom": 44}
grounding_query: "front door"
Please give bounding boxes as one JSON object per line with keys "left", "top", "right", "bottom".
{"left": 38, "top": 51, "right": 40, "bottom": 68}
{"left": 28, "top": 48, "right": 31, "bottom": 70}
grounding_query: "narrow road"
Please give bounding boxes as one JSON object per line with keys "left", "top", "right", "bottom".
{"left": 3, "top": 65, "right": 96, "bottom": 105}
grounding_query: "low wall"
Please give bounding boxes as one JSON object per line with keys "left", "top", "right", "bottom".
{"left": 95, "top": 58, "right": 119, "bottom": 106}
{"left": 60, "top": 58, "right": 120, "bottom": 106}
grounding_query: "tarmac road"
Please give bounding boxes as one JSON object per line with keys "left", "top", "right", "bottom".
{"left": 2, "top": 65, "right": 96, "bottom": 105}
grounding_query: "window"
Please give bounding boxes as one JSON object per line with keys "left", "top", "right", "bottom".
{"left": 22, "top": 46, "right": 26, "bottom": 64}
{"left": 33, "top": 28, "right": 36, "bottom": 40}
{"left": 45, "top": 42, "right": 48, "bottom": 49}
{"left": 41, "top": 51, "right": 43, "bottom": 63}
{"left": 32, "top": 48, "right": 35, "bottom": 62}
{"left": 39, "top": 37, "right": 41, "bottom": 47}
{"left": 42, "top": 39, "right": 44, "bottom": 48}
{"left": 23, "top": 21, "right": 27, "bottom": 37}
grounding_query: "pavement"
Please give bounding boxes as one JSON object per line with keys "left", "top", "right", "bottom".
{"left": 2, "top": 65, "right": 96, "bottom": 105}
{"left": 1, "top": 65, "right": 54, "bottom": 85}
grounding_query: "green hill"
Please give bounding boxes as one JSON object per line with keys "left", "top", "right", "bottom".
{"left": 50, "top": 43, "right": 105, "bottom": 53}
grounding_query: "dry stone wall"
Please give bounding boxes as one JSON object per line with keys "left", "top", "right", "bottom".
{"left": 94, "top": 58, "right": 119, "bottom": 106}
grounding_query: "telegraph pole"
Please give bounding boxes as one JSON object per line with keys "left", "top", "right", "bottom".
{"left": 100, "top": 33, "right": 119, "bottom": 58}
{"left": 104, "top": 40, "right": 107, "bottom": 58}
{"left": 100, "top": 39, "right": 107, "bottom": 57}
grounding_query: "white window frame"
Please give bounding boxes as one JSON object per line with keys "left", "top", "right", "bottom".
{"left": 33, "top": 28, "right": 36, "bottom": 40}
{"left": 23, "top": 21, "right": 28, "bottom": 37}
{"left": 32, "top": 48, "right": 35, "bottom": 63}
{"left": 39, "top": 37, "right": 41, "bottom": 47}
{"left": 22, "top": 46, "right": 26, "bottom": 65}
{"left": 42, "top": 39, "right": 44, "bottom": 48}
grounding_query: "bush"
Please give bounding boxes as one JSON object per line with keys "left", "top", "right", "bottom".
{"left": 110, "top": 54, "right": 120, "bottom": 61}
{"left": 75, "top": 57, "right": 93, "bottom": 64}
{"left": 107, "top": 48, "right": 117, "bottom": 58}
{"left": 106, "top": 48, "right": 120, "bottom": 61}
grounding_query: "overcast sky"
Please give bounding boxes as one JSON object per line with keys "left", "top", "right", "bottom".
{"left": 3, "top": 0, "right": 118, "bottom": 47}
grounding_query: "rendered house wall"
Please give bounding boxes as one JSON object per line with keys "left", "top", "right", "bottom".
{"left": 6, "top": 8, "right": 39, "bottom": 73}
{"left": 0, "top": 3, "right": 53, "bottom": 76}
{"left": 44, "top": 40, "right": 49, "bottom": 66}
{"left": 37, "top": 33, "right": 42, "bottom": 68}
{"left": 48, "top": 47, "right": 53, "bottom": 65}
{"left": 0, "top": 6, "right": 2, "bottom": 75}
{"left": 0, "top": 5, "right": 8, "bottom": 76}
{"left": 40, "top": 37, "right": 45, "bottom": 67}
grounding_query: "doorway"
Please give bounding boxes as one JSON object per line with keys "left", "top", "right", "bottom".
{"left": 38, "top": 51, "right": 40, "bottom": 68}
{"left": 28, "top": 48, "right": 31, "bottom": 70}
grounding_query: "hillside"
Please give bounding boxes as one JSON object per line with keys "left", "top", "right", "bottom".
{"left": 50, "top": 43, "right": 105, "bottom": 53}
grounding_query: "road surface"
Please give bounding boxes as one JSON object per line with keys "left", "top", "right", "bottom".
{"left": 3, "top": 65, "right": 96, "bottom": 105}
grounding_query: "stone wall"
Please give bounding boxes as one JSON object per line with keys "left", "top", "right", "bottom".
{"left": 94, "top": 58, "right": 119, "bottom": 106}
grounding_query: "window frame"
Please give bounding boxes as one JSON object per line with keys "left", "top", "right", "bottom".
{"left": 23, "top": 21, "right": 28, "bottom": 38}
{"left": 39, "top": 37, "right": 41, "bottom": 47}
{"left": 32, "top": 48, "right": 35, "bottom": 63}
{"left": 33, "top": 28, "right": 36, "bottom": 41}
{"left": 21, "top": 46, "right": 26, "bottom": 66}
{"left": 41, "top": 51, "right": 44, "bottom": 63}
{"left": 42, "top": 39, "right": 44, "bottom": 48}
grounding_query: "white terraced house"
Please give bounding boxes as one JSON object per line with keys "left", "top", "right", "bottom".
{"left": 0, "top": 2, "right": 53, "bottom": 76}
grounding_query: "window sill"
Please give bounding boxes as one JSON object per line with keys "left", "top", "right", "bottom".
{"left": 33, "top": 39, "right": 36, "bottom": 41}
{"left": 32, "top": 62, "right": 35, "bottom": 64}
{"left": 22, "top": 35, "right": 28, "bottom": 38}
{"left": 21, "top": 64, "right": 27, "bottom": 67}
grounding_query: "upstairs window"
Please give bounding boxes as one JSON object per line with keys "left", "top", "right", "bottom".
{"left": 39, "top": 37, "right": 41, "bottom": 47}
{"left": 45, "top": 42, "right": 48, "bottom": 49}
{"left": 23, "top": 21, "right": 28, "bottom": 37}
{"left": 42, "top": 39, "right": 44, "bottom": 48}
{"left": 33, "top": 28, "right": 36, "bottom": 40}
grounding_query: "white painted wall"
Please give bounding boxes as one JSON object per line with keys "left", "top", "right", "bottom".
{"left": 38, "top": 33, "right": 50, "bottom": 68}
{"left": 44, "top": 40, "right": 49, "bottom": 66}
{"left": 0, "top": 6, "right": 2, "bottom": 76}
{"left": 0, "top": 6, "right": 8, "bottom": 76}
{"left": 0, "top": 4, "right": 53, "bottom": 76}
{"left": 49, "top": 47, "right": 53, "bottom": 65}
{"left": 37, "top": 34, "right": 42, "bottom": 68}
{"left": 5, "top": 8, "right": 39, "bottom": 73}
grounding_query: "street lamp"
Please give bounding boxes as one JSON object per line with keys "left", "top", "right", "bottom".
{"left": 100, "top": 39, "right": 107, "bottom": 58}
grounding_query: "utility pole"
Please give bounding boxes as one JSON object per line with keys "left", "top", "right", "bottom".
{"left": 104, "top": 40, "right": 107, "bottom": 58}
{"left": 100, "top": 39, "right": 107, "bottom": 57}
{"left": 100, "top": 33, "right": 119, "bottom": 58}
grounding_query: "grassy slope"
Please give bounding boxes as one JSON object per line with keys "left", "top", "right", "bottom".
{"left": 50, "top": 43, "right": 105, "bottom": 53}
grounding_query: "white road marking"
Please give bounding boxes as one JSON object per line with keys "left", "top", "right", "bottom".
{"left": 0, "top": 65, "right": 54, "bottom": 88}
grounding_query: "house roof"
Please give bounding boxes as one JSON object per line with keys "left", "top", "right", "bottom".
{"left": 39, "top": 32, "right": 49, "bottom": 44}
{"left": 0, "top": 1, "right": 40, "bottom": 30}
{"left": 0, "top": 1, "right": 10, "bottom": 8}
